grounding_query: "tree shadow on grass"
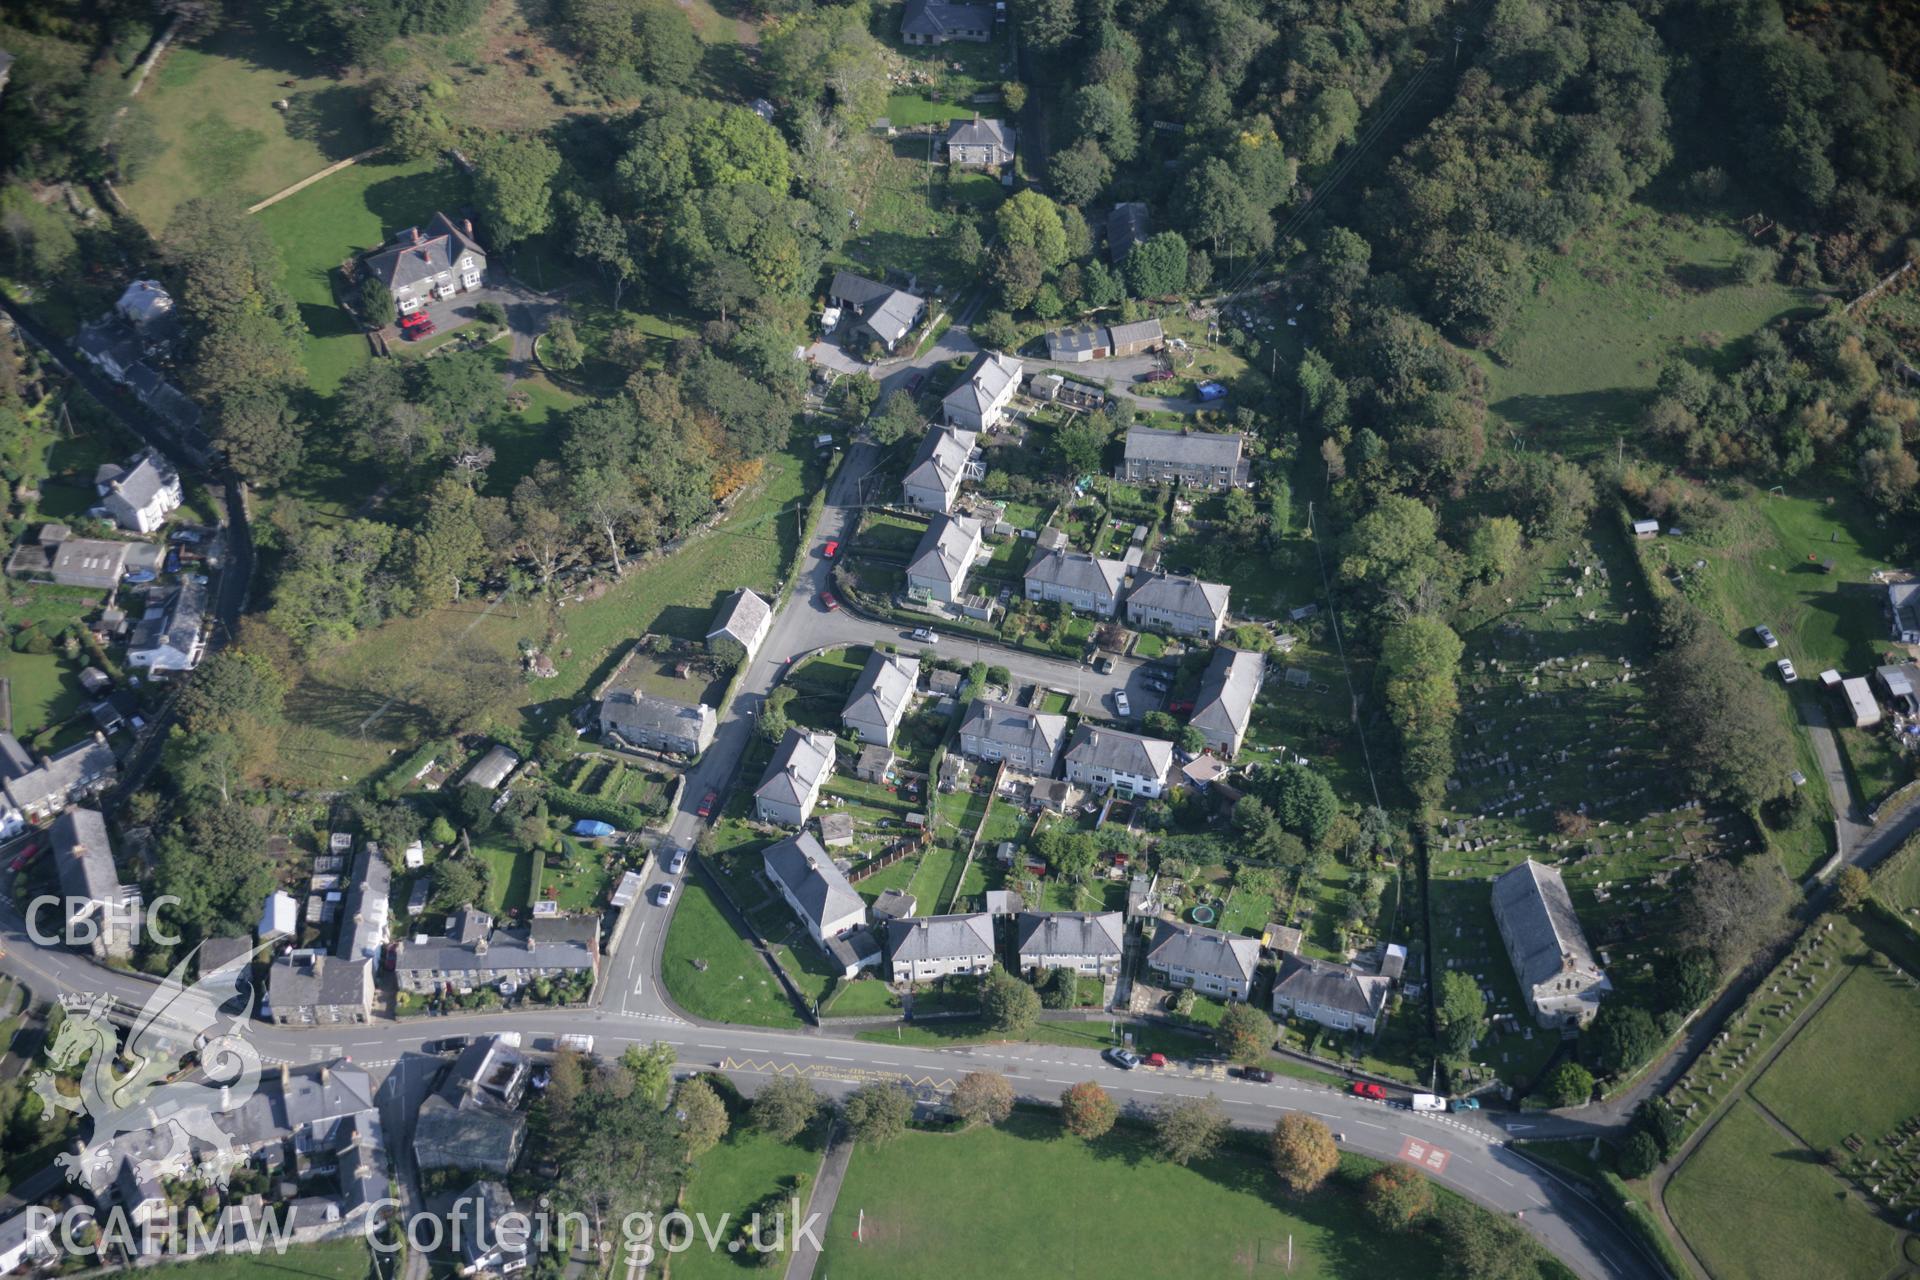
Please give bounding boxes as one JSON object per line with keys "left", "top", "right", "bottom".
{"left": 359, "top": 167, "right": 476, "bottom": 246}
{"left": 1490, "top": 389, "right": 1647, "bottom": 460}
{"left": 281, "top": 85, "right": 376, "bottom": 161}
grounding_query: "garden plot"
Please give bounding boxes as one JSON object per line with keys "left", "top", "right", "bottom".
{"left": 1429, "top": 535, "right": 1746, "bottom": 1085}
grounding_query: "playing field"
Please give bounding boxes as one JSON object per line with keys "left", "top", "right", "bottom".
{"left": 816, "top": 1114, "right": 1450, "bottom": 1280}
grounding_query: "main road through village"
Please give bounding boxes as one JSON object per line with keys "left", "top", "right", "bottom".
{"left": 0, "top": 427, "right": 1664, "bottom": 1279}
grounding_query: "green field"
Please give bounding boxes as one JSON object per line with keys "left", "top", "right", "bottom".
{"left": 1750, "top": 964, "right": 1920, "bottom": 1156}
{"left": 1480, "top": 205, "right": 1816, "bottom": 459}
{"left": 673, "top": 1090, "right": 825, "bottom": 1280}
{"left": 136, "top": 1240, "right": 372, "bottom": 1280}
{"left": 818, "top": 1114, "right": 1473, "bottom": 1280}
{"left": 1665, "top": 1100, "right": 1899, "bottom": 1280}
{"left": 117, "top": 24, "right": 376, "bottom": 231}
{"left": 662, "top": 878, "right": 804, "bottom": 1028}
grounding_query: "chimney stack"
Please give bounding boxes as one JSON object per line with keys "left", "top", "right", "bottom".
{"left": 463, "top": 218, "right": 474, "bottom": 236}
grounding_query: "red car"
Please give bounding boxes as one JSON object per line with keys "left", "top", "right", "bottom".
{"left": 1140, "top": 369, "right": 1176, "bottom": 383}
{"left": 822, "top": 540, "right": 839, "bottom": 558}
{"left": 8, "top": 842, "right": 41, "bottom": 872}
{"left": 404, "top": 320, "right": 437, "bottom": 340}
{"left": 1143, "top": 1052, "right": 1169, "bottom": 1069}
{"left": 696, "top": 791, "right": 719, "bottom": 818}
{"left": 821, "top": 591, "right": 840, "bottom": 611}
{"left": 1351, "top": 1082, "right": 1388, "bottom": 1101}
{"left": 400, "top": 312, "right": 431, "bottom": 329}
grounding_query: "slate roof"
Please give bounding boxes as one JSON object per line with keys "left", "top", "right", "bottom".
{"left": 268, "top": 954, "right": 371, "bottom": 1012}
{"left": 1491, "top": 859, "right": 1602, "bottom": 991}
{"left": 1025, "top": 547, "right": 1126, "bottom": 599}
{"left": 74, "top": 319, "right": 139, "bottom": 373}
{"left": 886, "top": 912, "right": 995, "bottom": 965}
{"left": 1128, "top": 572, "right": 1229, "bottom": 624}
{"left": 763, "top": 831, "right": 864, "bottom": 932}
{"left": 708, "top": 588, "right": 771, "bottom": 650}
{"left": 958, "top": 699, "right": 1067, "bottom": 760}
{"left": 904, "top": 425, "right": 977, "bottom": 499}
{"left": 1106, "top": 318, "right": 1164, "bottom": 348}
{"left": 946, "top": 116, "right": 1013, "bottom": 155}
{"left": 1064, "top": 725, "right": 1174, "bottom": 781}
{"left": 601, "top": 692, "right": 713, "bottom": 744}
{"left": 754, "top": 729, "right": 837, "bottom": 809}
{"left": 4, "top": 736, "right": 115, "bottom": 815}
{"left": 843, "top": 649, "right": 920, "bottom": 731}
{"left": 908, "top": 514, "right": 981, "bottom": 590}
{"left": 943, "top": 351, "right": 1022, "bottom": 419}
{"left": 452, "top": 1181, "right": 528, "bottom": 1271}
{"left": 1123, "top": 426, "right": 1245, "bottom": 467}
{"left": 1015, "top": 911, "right": 1124, "bottom": 959}
{"left": 50, "top": 807, "right": 117, "bottom": 907}
{"left": 0, "top": 732, "right": 32, "bottom": 779}
{"left": 96, "top": 449, "right": 177, "bottom": 513}
{"left": 1108, "top": 203, "right": 1150, "bottom": 261}
{"left": 393, "top": 916, "right": 597, "bottom": 978}
{"left": 1146, "top": 920, "right": 1260, "bottom": 984}
{"left": 363, "top": 213, "right": 485, "bottom": 293}
{"left": 901, "top": 0, "right": 994, "bottom": 37}
{"left": 337, "top": 846, "right": 392, "bottom": 962}
{"left": 1189, "top": 647, "right": 1265, "bottom": 744}
{"left": 828, "top": 271, "right": 924, "bottom": 343}
{"left": 115, "top": 280, "right": 174, "bottom": 328}
{"left": 1272, "top": 953, "right": 1390, "bottom": 1019}
{"left": 129, "top": 577, "right": 207, "bottom": 666}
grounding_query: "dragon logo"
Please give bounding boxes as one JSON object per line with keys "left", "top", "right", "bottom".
{"left": 29, "top": 942, "right": 267, "bottom": 1192}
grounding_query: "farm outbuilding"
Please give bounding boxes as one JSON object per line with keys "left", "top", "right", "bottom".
{"left": 1841, "top": 676, "right": 1881, "bottom": 727}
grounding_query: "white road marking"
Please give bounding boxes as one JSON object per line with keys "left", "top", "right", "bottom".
{"left": 1354, "top": 1120, "right": 1386, "bottom": 1130}
{"left": 1491, "top": 1172, "right": 1514, "bottom": 1187}
{"left": 824, "top": 1055, "right": 853, "bottom": 1062}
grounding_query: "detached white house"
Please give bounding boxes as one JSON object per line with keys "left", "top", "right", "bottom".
{"left": 905, "top": 514, "right": 982, "bottom": 605}
{"left": 753, "top": 729, "right": 837, "bottom": 826}
{"left": 94, "top": 449, "right": 181, "bottom": 534}
{"left": 841, "top": 649, "right": 920, "bottom": 745}
{"left": 902, "top": 425, "right": 978, "bottom": 513}
{"left": 764, "top": 831, "right": 868, "bottom": 947}
{"left": 362, "top": 213, "right": 486, "bottom": 319}
{"left": 126, "top": 578, "right": 208, "bottom": 674}
{"left": 942, "top": 351, "right": 1022, "bottom": 431}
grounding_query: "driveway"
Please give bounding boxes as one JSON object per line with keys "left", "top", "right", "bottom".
{"left": 1020, "top": 351, "right": 1209, "bottom": 414}
{"left": 398, "top": 279, "right": 564, "bottom": 382}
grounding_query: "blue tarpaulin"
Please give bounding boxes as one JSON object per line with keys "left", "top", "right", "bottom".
{"left": 571, "top": 819, "right": 616, "bottom": 838}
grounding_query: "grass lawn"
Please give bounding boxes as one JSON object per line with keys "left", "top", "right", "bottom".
{"left": 818, "top": 1113, "right": 1464, "bottom": 1280}
{"left": 136, "top": 1239, "right": 371, "bottom": 1279}
{"left": 117, "top": 23, "right": 375, "bottom": 231}
{"left": 674, "top": 1104, "right": 824, "bottom": 1280}
{"left": 1480, "top": 204, "right": 1817, "bottom": 460}
{"left": 1665, "top": 1099, "right": 1899, "bottom": 1280}
{"left": 823, "top": 977, "right": 901, "bottom": 1018}
{"left": 472, "top": 841, "right": 534, "bottom": 915}
{"left": 662, "top": 877, "right": 803, "bottom": 1028}
{"left": 482, "top": 347, "right": 582, "bottom": 497}
{"left": 1750, "top": 963, "right": 1920, "bottom": 1155}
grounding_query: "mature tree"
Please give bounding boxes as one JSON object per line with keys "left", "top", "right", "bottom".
{"left": 676, "top": 1077, "right": 730, "bottom": 1160}
{"left": 1265, "top": 763, "right": 1338, "bottom": 846}
{"left": 750, "top": 1077, "right": 821, "bottom": 1142}
{"left": 1433, "top": 1198, "right": 1538, "bottom": 1280}
{"left": 868, "top": 390, "right": 920, "bottom": 446}
{"left": 1219, "top": 1002, "right": 1275, "bottom": 1066}
{"left": 1615, "top": 1129, "right": 1660, "bottom": 1179}
{"left": 1542, "top": 1061, "right": 1594, "bottom": 1108}
{"left": 843, "top": 1082, "right": 913, "bottom": 1145}
{"left": 1679, "top": 855, "right": 1790, "bottom": 973}
{"left": 1012, "top": 0, "right": 1076, "bottom": 51}
{"left": 1583, "top": 1003, "right": 1661, "bottom": 1076}
{"left": 1068, "top": 84, "right": 1138, "bottom": 162}
{"left": 1060, "top": 1081, "right": 1117, "bottom": 1139}
{"left": 155, "top": 802, "right": 276, "bottom": 938}
{"left": 1153, "top": 1095, "right": 1227, "bottom": 1166}
{"left": 1055, "top": 411, "right": 1115, "bottom": 476}
{"left": 1657, "top": 947, "right": 1719, "bottom": 1014}
{"left": 982, "top": 965, "right": 1041, "bottom": 1034}
{"left": 1834, "top": 865, "right": 1870, "bottom": 911}
{"left": 563, "top": 0, "right": 699, "bottom": 91}
{"left": 1124, "top": 231, "right": 1188, "bottom": 298}
{"left": 178, "top": 650, "right": 285, "bottom": 732}
{"left": 1363, "top": 1163, "right": 1433, "bottom": 1231}
{"left": 761, "top": 5, "right": 888, "bottom": 128}
{"left": 1379, "top": 616, "right": 1463, "bottom": 808}
{"left": 1269, "top": 1113, "right": 1338, "bottom": 1193}
{"left": 1340, "top": 495, "right": 1450, "bottom": 614}
{"left": 951, "top": 1071, "right": 1015, "bottom": 1127}
{"left": 1049, "top": 139, "right": 1114, "bottom": 206}
{"left": 475, "top": 135, "right": 562, "bottom": 246}
{"left": 1436, "top": 970, "right": 1487, "bottom": 1060}
{"left": 555, "top": 1050, "right": 683, "bottom": 1249}
{"left": 1177, "top": 156, "right": 1272, "bottom": 262}
{"left": 430, "top": 857, "right": 488, "bottom": 912}
{"left": 1463, "top": 516, "right": 1524, "bottom": 584}
{"left": 1497, "top": 454, "right": 1595, "bottom": 542}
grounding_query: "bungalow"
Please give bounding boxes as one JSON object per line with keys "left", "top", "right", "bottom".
{"left": 763, "top": 830, "right": 868, "bottom": 947}
{"left": 1271, "top": 954, "right": 1391, "bottom": 1034}
{"left": 1106, "top": 318, "right": 1165, "bottom": 357}
{"left": 906, "top": 514, "right": 983, "bottom": 605}
{"left": 1491, "top": 859, "right": 1611, "bottom": 1029}
{"left": 600, "top": 692, "right": 716, "bottom": 756}
{"left": 94, "top": 449, "right": 182, "bottom": 534}
{"left": 267, "top": 953, "right": 373, "bottom": 1026}
{"left": 126, "top": 577, "right": 208, "bottom": 673}
{"left": 707, "top": 588, "right": 773, "bottom": 664}
{"left": 1121, "top": 426, "right": 1248, "bottom": 490}
{"left": 886, "top": 912, "right": 996, "bottom": 982}
{"left": 957, "top": 699, "right": 1068, "bottom": 775}
{"left": 902, "top": 425, "right": 979, "bottom": 512}
{"left": 1145, "top": 920, "right": 1260, "bottom": 1001}
{"left": 1015, "top": 911, "right": 1124, "bottom": 978}
{"left": 854, "top": 743, "right": 895, "bottom": 783}
{"left": 829, "top": 271, "right": 926, "bottom": 352}
{"left": 942, "top": 351, "right": 1023, "bottom": 431}
{"left": 1188, "top": 647, "right": 1266, "bottom": 758}
{"left": 1024, "top": 547, "right": 1127, "bottom": 617}
{"left": 1108, "top": 202, "right": 1149, "bottom": 262}
{"left": 900, "top": 0, "right": 993, "bottom": 43}
{"left": 946, "top": 115, "right": 1014, "bottom": 168}
{"left": 394, "top": 909, "right": 600, "bottom": 996}
{"left": 49, "top": 807, "right": 130, "bottom": 960}
{"left": 1126, "top": 572, "right": 1229, "bottom": 639}
{"left": 754, "top": 729, "right": 838, "bottom": 826}
{"left": 1062, "top": 725, "right": 1174, "bottom": 798}
{"left": 1045, "top": 323, "right": 1109, "bottom": 362}
{"left": 362, "top": 213, "right": 486, "bottom": 319}
{"left": 842, "top": 649, "right": 921, "bottom": 744}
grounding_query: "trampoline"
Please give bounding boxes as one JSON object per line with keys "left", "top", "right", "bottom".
{"left": 1190, "top": 904, "right": 1217, "bottom": 925}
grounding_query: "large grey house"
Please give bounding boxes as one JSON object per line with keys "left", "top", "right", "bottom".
{"left": 600, "top": 691, "right": 716, "bottom": 756}
{"left": 764, "top": 831, "right": 868, "bottom": 947}
{"left": 901, "top": 424, "right": 978, "bottom": 512}
{"left": 753, "top": 729, "right": 837, "bottom": 826}
{"left": 829, "top": 271, "right": 926, "bottom": 352}
{"left": 1015, "top": 911, "right": 1124, "bottom": 977}
{"left": 1145, "top": 920, "right": 1261, "bottom": 1001}
{"left": 900, "top": 0, "right": 993, "bottom": 43}
{"left": 942, "top": 351, "right": 1022, "bottom": 431}
{"left": 906, "top": 514, "right": 982, "bottom": 605}
{"left": 95, "top": 449, "right": 182, "bottom": 534}
{"left": 1271, "top": 954, "right": 1391, "bottom": 1034}
{"left": 1120, "top": 426, "right": 1248, "bottom": 490}
{"left": 946, "top": 116, "right": 1014, "bottom": 168}
{"left": 362, "top": 213, "right": 486, "bottom": 319}
{"left": 1188, "top": 646, "right": 1265, "bottom": 759}
{"left": 1062, "top": 726, "right": 1174, "bottom": 798}
{"left": 1491, "top": 859, "right": 1612, "bottom": 1028}
{"left": 127, "top": 577, "right": 208, "bottom": 674}
{"left": 414, "top": 1037, "right": 529, "bottom": 1176}
{"left": 1025, "top": 547, "right": 1127, "bottom": 617}
{"left": 841, "top": 649, "right": 920, "bottom": 745}
{"left": 1126, "top": 572, "right": 1230, "bottom": 639}
{"left": 958, "top": 699, "right": 1067, "bottom": 775}
{"left": 886, "top": 912, "right": 997, "bottom": 982}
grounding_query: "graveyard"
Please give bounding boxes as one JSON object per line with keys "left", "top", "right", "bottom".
{"left": 1427, "top": 528, "right": 1747, "bottom": 1089}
